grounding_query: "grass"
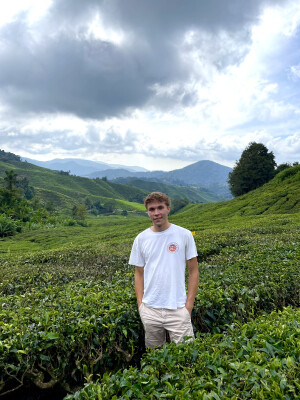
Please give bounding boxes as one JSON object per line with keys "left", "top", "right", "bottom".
{"left": 0, "top": 214, "right": 148, "bottom": 257}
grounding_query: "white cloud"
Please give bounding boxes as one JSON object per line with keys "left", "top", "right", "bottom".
{"left": 290, "top": 64, "right": 300, "bottom": 79}
{"left": 0, "top": 0, "right": 52, "bottom": 27}
{"left": 0, "top": 0, "right": 300, "bottom": 170}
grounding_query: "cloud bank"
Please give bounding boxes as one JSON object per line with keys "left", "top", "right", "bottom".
{"left": 0, "top": 0, "right": 299, "bottom": 169}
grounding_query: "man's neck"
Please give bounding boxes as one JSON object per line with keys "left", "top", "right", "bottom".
{"left": 151, "top": 222, "right": 171, "bottom": 232}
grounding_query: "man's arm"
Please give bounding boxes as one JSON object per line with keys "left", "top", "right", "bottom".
{"left": 185, "top": 257, "right": 199, "bottom": 315}
{"left": 135, "top": 266, "right": 144, "bottom": 307}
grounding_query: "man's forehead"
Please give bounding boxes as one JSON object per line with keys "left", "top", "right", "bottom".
{"left": 147, "top": 201, "right": 168, "bottom": 208}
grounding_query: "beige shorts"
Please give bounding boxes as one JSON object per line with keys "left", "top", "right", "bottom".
{"left": 138, "top": 302, "right": 194, "bottom": 349}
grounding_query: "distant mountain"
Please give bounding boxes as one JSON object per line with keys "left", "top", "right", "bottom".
{"left": 22, "top": 157, "right": 148, "bottom": 176}
{"left": 21, "top": 156, "right": 232, "bottom": 200}
{"left": 90, "top": 160, "right": 231, "bottom": 185}
{"left": 159, "top": 160, "right": 232, "bottom": 186}
{"left": 89, "top": 160, "right": 233, "bottom": 199}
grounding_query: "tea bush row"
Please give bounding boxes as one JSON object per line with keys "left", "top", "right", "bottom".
{"left": 192, "top": 230, "right": 300, "bottom": 331}
{"left": 0, "top": 244, "right": 299, "bottom": 396}
{"left": 0, "top": 271, "right": 142, "bottom": 395}
{"left": 66, "top": 307, "right": 300, "bottom": 399}
{"left": 0, "top": 222, "right": 299, "bottom": 395}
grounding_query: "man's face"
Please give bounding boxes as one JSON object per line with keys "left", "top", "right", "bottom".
{"left": 147, "top": 201, "right": 170, "bottom": 231}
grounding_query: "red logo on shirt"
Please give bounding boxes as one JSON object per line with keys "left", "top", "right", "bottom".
{"left": 167, "top": 242, "right": 179, "bottom": 253}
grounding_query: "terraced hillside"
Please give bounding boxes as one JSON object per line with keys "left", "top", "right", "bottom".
{"left": 0, "top": 156, "right": 147, "bottom": 211}
{"left": 175, "top": 164, "right": 300, "bottom": 228}
{"left": 113, "top": 178, "right": 220, "bottom": 202}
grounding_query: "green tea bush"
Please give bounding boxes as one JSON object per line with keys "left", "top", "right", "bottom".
{"left": 0, "top": 220, "right": 299, "bottom": 396}
{"left": 192, "top": 230, "right": 300, "bottom": 332}
{"left": 0, "top": 270, "right": 143, "bottom": 395}
{"left": 65, "top": 307, "right": 300, "bottom": 399}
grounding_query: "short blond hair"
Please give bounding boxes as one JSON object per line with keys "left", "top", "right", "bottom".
{"left": 144, "top": 192, "right": 171, "bottom": 209}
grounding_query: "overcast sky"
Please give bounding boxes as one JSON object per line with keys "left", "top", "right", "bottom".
{"left": 0, "top": 0, "right": 300, "bottom": 171}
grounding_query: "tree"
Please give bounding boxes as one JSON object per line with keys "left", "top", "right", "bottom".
{"left": 72, "top": 204, "right": 87, "bottom": 221}
{"left": 4, "top": 170, "right": 17, "bottom": 191}
{"left": 103, "top": 201, "right": 114, "bottom": 213}
{"left": 170, "top": 198, "right": 189, "bottom": 215}
{"left": 228, "top": 142, "right": 276, "bottom": 197}
{"left": 15, "top": 176, "right": 35, "bottom": 200}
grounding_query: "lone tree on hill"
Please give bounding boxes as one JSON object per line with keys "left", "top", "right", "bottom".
{"left": 228, "top": 142, "right": 276, "bottom": 197}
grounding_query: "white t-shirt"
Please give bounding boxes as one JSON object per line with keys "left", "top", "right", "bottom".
{"left": 129, "top": 223, "right": 198, "bottom": 309}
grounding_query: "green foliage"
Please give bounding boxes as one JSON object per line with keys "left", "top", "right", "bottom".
{"left": 113, "top": 178, "right": 221, "bottom": 202}
{"left": 15, "top": 176, "right": 35, "bottom": 200}
{"left": 0, "top": 156, "right": 148, "bottom": 213}
{"left": 4, "top": 169, "right": 17, "bottom": 191}
{"left": 176, "top": 165, "right": 300, "bottom": 223}
{"left": 0, "top": 149, "right": 21, "bottom": 162}
{"left": 170, "top": 198, "right": 189, "bottom": 215}
{"left": 72, "top": 204, "right": 88, "bottom": 221}
{"left": 276, "top": 164, "right": 300, "bottom": 181}
{"left": 275, "top": 162, "right": 299, "bottom": 175}
{"left": 0, "top": 214, "right": 20, "bottom": 237}
{"left": 0, "top": 214, "right": 299, "bottom": 396}
{"left": 0, "top": 151, "right": 299, "bottom": 398}
{"left": 68, "top": 307, "right": 300, "bottom": 399}
{"left": 228, "top": 142, "right": 276, "bottom": 197}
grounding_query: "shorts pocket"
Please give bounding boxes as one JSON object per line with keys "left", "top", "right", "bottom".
{"left": 183, "top": 306, "right": 191, "bottom": 319}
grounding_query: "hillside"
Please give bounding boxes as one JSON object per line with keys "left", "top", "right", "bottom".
{"left": 0, "top": 156, "right": 147, "bottom": 212}
{"left": 0, "top": 151, "right": 227, "bottom": 214}
{"left": 112, "top": 178, "right": 220, "bottom": 203}
{"left": 172, "top": 165, "right": 300, "bottom": 227}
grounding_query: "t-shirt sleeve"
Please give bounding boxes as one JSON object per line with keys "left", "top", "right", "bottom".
{"left": 129, "top": 236, "right": 145, "bottom": 267}
{"left": 185, "top": 230, "right": 198, "bottom": 260}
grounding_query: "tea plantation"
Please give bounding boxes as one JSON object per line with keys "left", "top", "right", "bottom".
{"left": 0, "top": 166, "right": 299, "bottom": 399}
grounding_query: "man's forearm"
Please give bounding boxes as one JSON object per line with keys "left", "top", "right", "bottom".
{"left": 135, "top": 267, "right": 144, "bottom": 306}
{"left": 185, "top": 257, "right": 199, "bottom": 313}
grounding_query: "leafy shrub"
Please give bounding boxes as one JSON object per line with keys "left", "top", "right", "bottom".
{"left": 277, "top": 164, "right": 300, "bottom": 181}
{"left": 0, "top": 271, "right": 143, "bottom": 396}
{"left": 0, "top": 214, "right": 19, "bottom": 237}
{"left": 66, "top": 307, "right": 300, "bottom": 399}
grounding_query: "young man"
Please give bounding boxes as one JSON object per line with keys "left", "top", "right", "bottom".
{"left": 129, "top": 192, "right": 199, "bottom": 349}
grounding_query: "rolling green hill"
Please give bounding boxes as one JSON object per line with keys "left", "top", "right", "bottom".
{"left": 112, "top": 178, "right": 220, "bottom": 203}
{"left": 0, "top": 151, "right": 226, "bottom": 217}
{"left": 0, "top": 156, "right": 147, "bottom": 212}
{"left": 171, "top": 165, "right": 300, "bottom": 228}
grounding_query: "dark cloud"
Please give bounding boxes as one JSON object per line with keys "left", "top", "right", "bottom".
{"left": 0, "top": 0, "right": 280, "bottom": 120}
